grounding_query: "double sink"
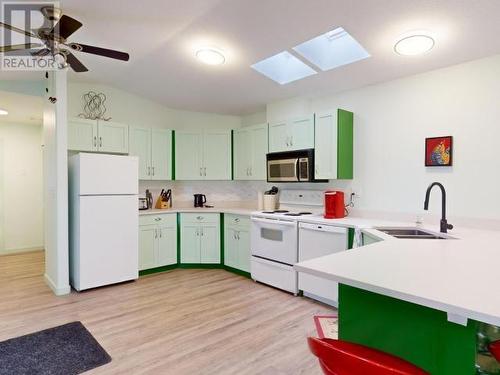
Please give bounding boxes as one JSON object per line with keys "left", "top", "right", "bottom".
{"left": 376, "top": 228, "right": 454, "bottom": 240}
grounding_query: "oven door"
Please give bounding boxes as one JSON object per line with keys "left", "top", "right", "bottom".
{"left": 267, "top": 158, "right": 299, "bottom": 182}
{"left": 251, "top": 217, "right": 298, "bottom": 265}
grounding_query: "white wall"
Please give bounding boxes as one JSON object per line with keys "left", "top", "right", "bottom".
{"left": 241, "top": 111, "right": 267, "bottom": 127}
{"left": 267, "top": 53, "right": 500, "bottom": 222}
{"left": 0, "top": 122, "right": 43, "bottom": 253}
{"left": 67, "top": 82, "right": 241, "bottom": 130}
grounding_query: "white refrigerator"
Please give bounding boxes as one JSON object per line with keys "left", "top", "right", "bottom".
{"left": 69, "top": 153, "right": 139, "bottom": 291}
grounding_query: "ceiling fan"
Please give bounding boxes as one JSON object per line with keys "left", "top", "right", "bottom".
{"left": 0, "top": 6, "right": 129, "bottom": 72}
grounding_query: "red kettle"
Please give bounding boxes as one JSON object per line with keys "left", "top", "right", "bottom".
{"left": 324, "top": 191, "right": 345, "bottom": 219}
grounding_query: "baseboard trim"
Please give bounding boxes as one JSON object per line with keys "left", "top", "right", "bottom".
{"left": 0, "top": 247, "right": 44, "bottom": 256}
{"left": 44, "top": 273, "right": 71, "bottom": 296}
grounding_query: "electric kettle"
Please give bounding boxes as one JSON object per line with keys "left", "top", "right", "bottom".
{"left": 193, "top": 194, "right": 207, "bottom": 208}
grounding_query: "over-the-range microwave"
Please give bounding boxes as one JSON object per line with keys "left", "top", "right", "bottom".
{"left": 266, "top": 149, "right": 326, "bottom": 183}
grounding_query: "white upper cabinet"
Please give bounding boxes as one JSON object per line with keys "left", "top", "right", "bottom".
{"left": 151, "top": 129, "right": 172, "bottom": 180}
{"left": 268, "top": 115, "right": 314, "bottom": 153}
{"left": 98, "top": 121, "right": 129, "bottom": 154}
{"left": 314, "top": 109, "right": 354, "bottom": 180}
{"left": 203, "top": 130, "right": 232, "bottom": 180}
{"left": 68, "top": 118, "right": 98, "bottom": 152}
{"left": 268, "top": 120, "right": 288, "bottom": 152}
{"left": 314, "top": 112, "right": 338, "bottom": 180}
{"left": 129, "top": 127, "right": 172, "bottom": 181}
{"left": 129, "top": 127, "right": 151, "bottom": 180}
{"left": 175, "top": 129, "right": 231, "bottom": 180}
{"left": 68, "top": 118, "right": 129, "bottom": 154}
{"left": 234, "top": 123, "right": 268, "bottom": 180}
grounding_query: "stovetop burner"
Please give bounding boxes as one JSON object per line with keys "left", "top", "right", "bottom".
{"left": 284, "top": 211, "right": 313, "bottom": 216}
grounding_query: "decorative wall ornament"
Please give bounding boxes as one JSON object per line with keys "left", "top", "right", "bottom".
{"left": 78, "top": 91, "right": 111, "bottom": 121}
{"left": 425, "top": 136, "right": 453, "bottom": 167}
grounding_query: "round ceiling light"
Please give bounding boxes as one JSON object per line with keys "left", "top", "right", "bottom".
{"left": 195, "top": 48, "right": 226, "bottom": 65}
{"left": 394, "top": 34, "right": 435, "bottom": 56}
{"left": 0, "top": 108, "right": 8, "bottom": 115}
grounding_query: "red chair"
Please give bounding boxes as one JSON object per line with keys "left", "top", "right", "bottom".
{"left": 489, "top": 340, "right": 500, "bottom": 362}
{"left": 308, "top": 337, "right": 429, "bottom": 375}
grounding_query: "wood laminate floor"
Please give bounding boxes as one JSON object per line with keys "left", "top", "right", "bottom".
{"left": 0, "top": 251, "right": 334, "bottom": 374}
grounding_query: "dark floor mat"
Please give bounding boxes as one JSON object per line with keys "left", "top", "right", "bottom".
{"left": 0, "top": 321, "right": 111, "bottom": 375}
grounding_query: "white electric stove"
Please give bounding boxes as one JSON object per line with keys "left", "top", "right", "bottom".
{"left": 250, "top": 190, "right": 324, "bottom": 294}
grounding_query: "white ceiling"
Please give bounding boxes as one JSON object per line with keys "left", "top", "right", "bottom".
{"left": 0, "top": 91, "right": 43, "bottom": 125}
{"left": 2, "top": 0, "right": 500, "bottom": 115}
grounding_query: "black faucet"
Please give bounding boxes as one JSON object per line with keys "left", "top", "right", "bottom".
{"left": 424, "top": 182, "right": 453, "bottom": 233}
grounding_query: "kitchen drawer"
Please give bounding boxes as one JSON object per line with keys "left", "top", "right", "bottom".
{"left": 225, "top": 214, "right": 250, "bottom": 229}
{"left": 180, "top": 213, "right": 219, "bottom": 225}
{"left": 139, "top": 213, "right": 177, "bottom": 227}
{"left": 251, "top": 256, "right": 298, "bottom": 294}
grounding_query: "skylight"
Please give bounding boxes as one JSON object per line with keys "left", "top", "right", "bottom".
{"left": 293, "top": 27, "right": 370, "bottom": 71}
{"left": 251, "top": 51, "right": 317, "bottom": 85}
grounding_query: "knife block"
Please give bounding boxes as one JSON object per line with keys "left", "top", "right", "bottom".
{"left": 155, "top": 196, "right": 171, "bottom": 209}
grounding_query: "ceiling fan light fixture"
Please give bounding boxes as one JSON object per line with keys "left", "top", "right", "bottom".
{"left": 195, "top": 47, "right": 225, "bottom": 65}
{"left": 0, "top": 108, "right": 8, "bottom": 115}
{"left": 394, "top": 34, "right": 435, "bottom": 56}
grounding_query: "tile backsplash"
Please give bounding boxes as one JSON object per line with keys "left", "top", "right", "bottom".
{"left": 139, "top": 180, "right": 269, "bottom": 207}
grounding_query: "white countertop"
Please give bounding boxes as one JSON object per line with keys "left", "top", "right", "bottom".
{"left": 139, "top": 207, "right": 255, "bottom": 216}
{"left": 295, "top": 218, "right": 500, "bottom": 326}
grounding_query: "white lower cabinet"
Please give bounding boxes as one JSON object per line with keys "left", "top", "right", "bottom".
{"left": 139, "top": 214, "right": 177, "bottom": 271}
{"left": 224, "top": 214, "right": 250, "bottom": 272}
{"left": 180, "top": 213, "right": 220, "bottom": 264}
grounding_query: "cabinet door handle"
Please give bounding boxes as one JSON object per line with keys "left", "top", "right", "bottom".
{"left": 159, "top": 229, "right": 162, "bottom": 238}
{"left": 235, "top": 218, "right": 240, "bottom": 222}
{"left": 199, "top": 167, "right": 202, "bottom": 176}
{"left": 197, "top": 216, "right": 203, "bottom": 220}
{"left": 201, "top": 227, "right": 204, "bottom": 236}
{"left": 155, "top": 228, "right": 158, "bottom": 238}
{"left": 93, "top": 136, "right": 97, "bottom": 147}
{"left": 152, "top": 166, "right": 155, "bottom": 176}
{"left": 290, "top": 136, "right": 293, "bottom": 146}
{"left": 236, "top": 231, "right": 240, "bottom": 240}
{"left": 154, "top": 217, "right": 161, "bottom": 221}
{"left": 147, "top": 166, "right": 151, "bottom": 176}
{"left": 233, "top": 232, "right": 237, "bottom": 240}
{"left": 249, "top": 167, "right": 252, "bottom": 176}
{"left": 99, "top": 137, "right": 103, "bottom": 148}
{"left": 204, "top": 167, "right": 207, "bottom": 176}
{"left": 285, "top": 137, "right": 289, "bottom": 147}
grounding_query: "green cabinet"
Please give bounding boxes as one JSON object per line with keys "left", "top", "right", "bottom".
{"left": 175, "top": 130, "right": 231, "bottom": 180}
{"left": 224, "top": 214, "right": 250, "bottom": 272}
{"left": 138, "top": 214, "right": 177, "bottom": 271}
{"left": 268, "top": 115, "right": 314, "bottom": 153}
{"left": 233, "top": 123, "right": 268, "bottom": 180}
{"left": 129, "top": 127, "right": 172, "bottom": 180}
{"left": 314, "top": 109, "right": 353, "bottom": 180}
{"left": 68, "top": 118, "right": 129, "bottom": 154}
{"left": 180, "top": 213, "right": 220, "bottom": 264}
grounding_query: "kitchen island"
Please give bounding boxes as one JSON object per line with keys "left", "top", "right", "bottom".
{"left": 295, "top": 224, "right": 500, "bottom": 374}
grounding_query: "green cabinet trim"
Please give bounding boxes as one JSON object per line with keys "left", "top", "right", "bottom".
{"left": 337, "top": 109, "right": 354, "bottom": 179}
{"left": 339, "top": 284, "right": 477, "bottom": 375}
{"left": 172, "top": 130, "right": 176, "bottom": 180}
{"left": 220, "top": 213, "right": 225, "bottom": 265}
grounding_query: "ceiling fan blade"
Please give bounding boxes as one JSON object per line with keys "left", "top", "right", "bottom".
{"left": 0, "top": 22, "right": 37, "bottom": 38}
{"left": 64, "top": 51, "right": 88, "bottom": 72}
{"left": 0, "top": 43, "right": 42, "bottom": 53}
{"left": 69, "top": 43, "right": 129, "bottom": 61}
{"left": 31, "top": 48, "right": 51, "bottom": 57}
{"left": 50, "top": 15, "right": 82, "bottom": 39}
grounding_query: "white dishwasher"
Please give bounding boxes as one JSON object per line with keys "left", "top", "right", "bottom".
{"left": 298, "top": 222, "right": 348, "bottom": 307}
